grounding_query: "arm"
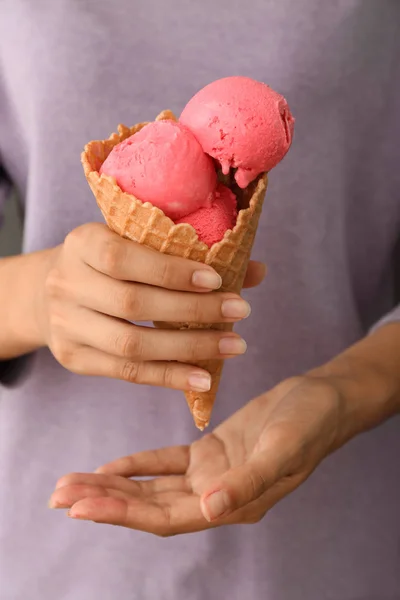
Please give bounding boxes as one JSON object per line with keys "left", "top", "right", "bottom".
{"left": 309, "top": 319, "right": 400, "bottom": 448}
{"left": 0, "top": 250, "right": 55, "bottom": 359}
{"left": 0, "top": 165, "right": 49, "bottom": 361}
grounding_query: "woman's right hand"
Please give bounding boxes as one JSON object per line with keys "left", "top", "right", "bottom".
{"left": 38, "top": 223, "right": 257, "bottom": 392}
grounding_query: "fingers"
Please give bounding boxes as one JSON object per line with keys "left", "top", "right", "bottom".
{"left": 52, "top": 478, "right": 298, "bottom": 534}
{"left": 67, "top": 496, "right": 132, "bottom": 527}
{"left": 96, "top": 446, "right": 190, "bottom": 477}
{"left": 50, "top": 475, "right": 190, "bottom": 509}
{"left": 48, "top": 466, "right": 295, "bottom": 534}
{"left": 49, "top": 484, "right": 129, "bottom": 509}
{"left": 54, "top": 472, "right": 146, "bottom": 494}
{"left": 72, "top": 266, "right": 251, "bottom": 324}
{"left": 67, "top": 308, "right": 247, "bottom": 362}
{"left": 67, "top": 223, "right": 222, "bottom": 292}
{"left": 242, "top": 261, "right": 267, "bottom": 289}
{"left": 67, "top": 493, "right": 208, "bottom": 536}
{"left": 50, "top": 467, "right": 190, "bottom": 510}
{"left": 57, "top": 345, "right": 214, "bottom": 391}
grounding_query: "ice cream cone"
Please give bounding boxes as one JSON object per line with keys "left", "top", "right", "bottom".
{"left": 81, "top": 111, "right": 267, "bottom": 430}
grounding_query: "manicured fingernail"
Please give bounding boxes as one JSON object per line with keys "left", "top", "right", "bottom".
{"left": 221, "top": 299, "right": 251, "bottom": 319}
{"left": 49, "top": 499, "right": 67, "bottom": 509}
{"left": 188, "top": 372, "right": 212, "bottom": 392}
{"left": 67, "top": 510, "right": 85, "bottom": 520}
{"left": 202, "top": 490, "right": 230, "bottom": 521}
{"left": 192, "top": 270, "right": 222, "bottom": 290}
{"left": 219, "top": 337, "right": 247, "bottom": 355}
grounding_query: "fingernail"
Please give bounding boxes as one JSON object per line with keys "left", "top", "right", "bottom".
{"left": 67, "top": 510, "right": 85, "bottom": 520}
{"left": 221, "top": 299, "right": 251, "bottom": 319}
{"left": 203, "top": 490, "right": 230, "bottom": 521}
{"left": 219, "top": 337, "right": 247, "bottom": 355}
{"left": 49, "top": 499, "right": 67, "bottom": 509}
{"left": 188, "top": 371, "right": 212, "bottom": 392}
{"left": 192, "top": 270, "right": 222, "bottom": 290}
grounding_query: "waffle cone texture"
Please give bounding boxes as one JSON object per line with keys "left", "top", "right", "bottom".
{"left": 81, "top": 111, "right": 267, "bottom": 430}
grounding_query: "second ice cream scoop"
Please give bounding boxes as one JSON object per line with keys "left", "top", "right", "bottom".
{"left": 180, "top": 76, "right": 294, "bottom": 188}
{"left": 176, "top": 184, "right": 237, "bottom": 248}
{"left": 100, "top": 119, "right": 217, "bottom": 220}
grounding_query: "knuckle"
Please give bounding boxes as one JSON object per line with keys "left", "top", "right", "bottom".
{"left": 151, "top": 255, "right": 176, "bottom": 288}
{"left": 64, "top": 224, "right": 95, "bottom": 255}
{"left": 116, "top": 285, "right": 143, "bottom": 319}
{"left": 114, "top": 329, "right": 143, "bottom": 360}
{"left": 48, "top": 311, "right": 68, "bottom": 335}
{"left": 186, "top": 336, "right": 203, "bottom": 361}
{"left": 64, "top": 227, "right": 82, "bottom": 251}
{"left": 177, "top": 332, "right": 200, "bottom": 362}
{"left": 120, "top": 360, "right": 141, "bottom": 383}
{"left": 247, "top": 468, "right": 267, "bottom": 501}
{"left": 156, "top": 505, "right": 175, "bottom": 537}
{"left": 160, "top": 363, "right": 176, "bottom": 388}
{"left": 185, "top": 295, "right": 204, "bottom": 323}
{"left": 98, "top": 238, "right": 122, "bottom": 276}
{"left": 44, "top": 268, "right": 65, "bottom": 300}
{"left": 51, "top": 340, "right": 76, "bottom": 369}
{"left": 64, "top": 224, "right": 106, "bottom": 256}
{"left": 129, "top": 330, "right": 144, "bottom": 358}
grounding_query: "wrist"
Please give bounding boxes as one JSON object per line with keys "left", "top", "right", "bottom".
{"left": 0, "top": 247, "right": 58, "bottom": 359}
{"left": 308, "top": 323, "right": 400, "bottom": 448}
{"left": 31, "top": 246, "right": 60, "bottom": 348}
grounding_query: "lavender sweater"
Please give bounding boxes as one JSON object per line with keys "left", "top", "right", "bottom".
{"left": 0, "top": 2, "right": 399, "bottom": 599}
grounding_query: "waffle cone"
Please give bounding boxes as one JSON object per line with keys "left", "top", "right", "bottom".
{"left": 81, "top": 111, "right": 267, "bottom": 430}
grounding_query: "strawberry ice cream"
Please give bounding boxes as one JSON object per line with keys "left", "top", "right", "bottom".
{"left": 180, "top": 76, "right": 295, "bottom": 188}
{"left": 177, "top": 184, "right": 237, "bottom": 247}
{"left": 99, "top": 76, "right": 294, "bottom": 248}
{"left": 100, "top": 119, "right": 216, "bottom": 220}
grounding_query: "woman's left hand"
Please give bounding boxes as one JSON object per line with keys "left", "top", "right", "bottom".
{"left": 49, "top": 375, "right": 345, "bottom": 535}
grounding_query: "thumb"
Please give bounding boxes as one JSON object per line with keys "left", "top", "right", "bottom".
{"left": 200, "top": 454, "right": 277, "bottom": 522}
{"left": 242, "top": 261, "right": 267, "bottom": 289}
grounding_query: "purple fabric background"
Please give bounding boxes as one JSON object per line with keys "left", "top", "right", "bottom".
{"left": 0, "top": 1, "right": 399, "bottom": 599}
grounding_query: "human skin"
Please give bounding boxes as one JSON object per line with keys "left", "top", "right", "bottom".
{"left": 0, "top": 222, "right": 265, "bottom": 392}
{"left": 49, "top": 322, "right": 400, "bottom": 535}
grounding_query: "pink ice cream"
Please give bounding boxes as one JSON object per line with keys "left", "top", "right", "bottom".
{"left": 177, "top": 184, "right": 237, "bottom": 247}
{"left": 180, "top": 76, "right": 295, "bottom": 188}
{"left": 100, "top": 77, "right": 293, "bottom": 247}
{"left": 100, "top": 120, "right": 216, "bottom": 220}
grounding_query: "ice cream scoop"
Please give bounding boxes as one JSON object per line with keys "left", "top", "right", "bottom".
{"left": 100, "top": 119, "right": 217, "bottom": 220}
{"left": 180, "top": 76, "right": 294, "bottom": 188}
{"left": 177, "top": 184, "right": 237, "bottom": 247}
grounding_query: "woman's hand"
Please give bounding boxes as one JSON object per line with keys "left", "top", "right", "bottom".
{"left": 49, "top": 375, "right": 344, "bottom": 534}
{"left": 49, "top": 323, "right": 400, "bottom": 535}
{"left": 36, "top": 223, "right": 264, "bottom": 392}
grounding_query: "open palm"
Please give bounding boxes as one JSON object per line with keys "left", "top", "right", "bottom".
{"left": 50, "top": 376, "right": 342, "bottom": 535}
